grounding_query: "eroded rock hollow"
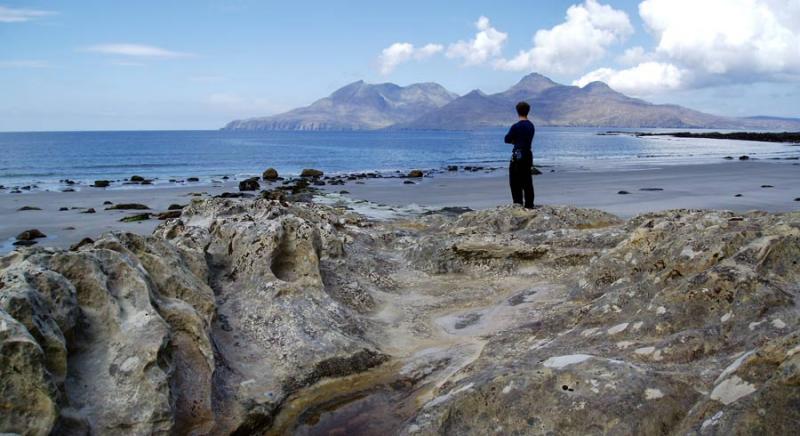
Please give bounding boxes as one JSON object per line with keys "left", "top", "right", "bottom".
{"left": 1, "top": 198, "right": 798, "bottom": 435}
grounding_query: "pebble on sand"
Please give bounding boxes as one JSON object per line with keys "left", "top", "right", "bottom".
{"left": 618, "top": 190, "right": 631, "bottom": 195}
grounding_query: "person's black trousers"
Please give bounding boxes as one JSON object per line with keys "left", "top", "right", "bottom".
{"left": 509, "top": 157, "right": 534, "bottom": 208}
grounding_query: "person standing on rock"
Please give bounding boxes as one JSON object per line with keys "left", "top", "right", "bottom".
{"left": 505, "top": 101, "right": 535, "bottom": 209}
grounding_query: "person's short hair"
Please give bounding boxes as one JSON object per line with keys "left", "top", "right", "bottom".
{"left": 516, "top": 101, "right": 531, "bottom": 117}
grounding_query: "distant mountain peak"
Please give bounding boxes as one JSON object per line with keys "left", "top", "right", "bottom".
{"left": 223, "top": 74, "right": 800, "bottom": 131}
{"left": 503, "top": 72, "right": 558, "bottom": 99}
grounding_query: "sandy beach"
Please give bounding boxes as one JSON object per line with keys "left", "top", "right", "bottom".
{"left": 2, "top": 160, "right": 798, "bottom": 253}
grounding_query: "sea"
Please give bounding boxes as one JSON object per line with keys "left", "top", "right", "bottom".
{"left": 1, "top": 127, "right": 797, "bottom": 191}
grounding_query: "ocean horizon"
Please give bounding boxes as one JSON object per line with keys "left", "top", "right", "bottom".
{"left": 2, "top": 127, "right": 797, "bottom": 191}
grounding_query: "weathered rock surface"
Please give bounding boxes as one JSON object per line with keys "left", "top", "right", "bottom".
{"left": 1, "top": 200, "right": 798, "bottom": 435}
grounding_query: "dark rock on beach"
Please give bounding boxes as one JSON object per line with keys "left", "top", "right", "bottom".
{"left": 618, "top": 190, "right": 631, "bottom": 195}
{"left": 262, "top": 168, "right": 279, "bottom": 180}
{"left": 69, "top": 237, "right": 94, "bottom": 251}
{"left": 404, "top": 180, "right": 416, "bottom": 184}
{"left": 59, "top": 207, "right": 69, "bottom": 211}
{"left": 17, "top": 206, "right": 42, "bottom": 211}
{"left": 300, "top": 168, "right": 324, "bottom": 178}
{"left": 735, "top": 194, "right": 743, "bottom": 197}
{"left": 239, "top": 178, "right": 260, "bottom": 191}
{"left": 16, "top": 229, "right": 46, "bottom": 241}
{"left": 408, "top": 169, "right": 424, "bottom": 178}
{"left": 187, "top": 177, "right": 200, "bottom": 182}
{"left": 103, "top": 201, "right": 113, "bottom": 205}
{"left": 120, "top": 213, "right": 150, "bottom": 223}
{"left": 168, "top": 204, "right": 185, "bottom": 210}
{"left": 447, "top": 165, "right": 458, "bottom": 171}
{"left": 106, "top": 203, "right": 150, "bottom": 210}
{"left": 130, "top": 175, "right": 145, "bottom": 182}
{"left": 12, "top": 240, "right": 38, "bottom": 247}
{"left": 82, "top": 208, "right": 96, "bottom": 214}
{"left": 739, "top": 155, "right": 750, "bottom": 160}
{"left": 531, "top": 166, "right": 542, "bottom": 175}
{"left": 92, "top": 180, "right": 110, "bottom": 188}
{"left": 640, "top": 188, "right": 664, "bottom": 191}
{"left": 761, "top": 185, "right": 774, "bottom": 188}
{"left": 157, "top": 210, "right": 182, "bottom": 220}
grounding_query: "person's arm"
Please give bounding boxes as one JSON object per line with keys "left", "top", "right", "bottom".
{"left": 504, "top": 125, "right": 516, "bottom": 144}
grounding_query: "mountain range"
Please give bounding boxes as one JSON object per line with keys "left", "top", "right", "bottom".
{"left": 223, "top": 73, "right": 800, "bottom": 131}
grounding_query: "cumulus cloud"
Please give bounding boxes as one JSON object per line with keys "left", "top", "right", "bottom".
{"left": 639, "top": 0, "right": 800, "bottom": 78}
{"left": 378, "top": 42, "right": 443, "bottom": 75}
{"left": 495, "top": 0, "right": 632, "bottom": 75}
{"left": 581, "top": 0, "right": 800, "bottom": 95}
{"left": 0, "top": 5, "right": 54, "bottom": 22}
{"left": 573, "top": 62, "right": 688, "bottom": 96}
{"left": 85, "top": 43, "right": 192, "bottom": 59}
{"left": 446, "top": 16, "right": 508, "bottom": 66}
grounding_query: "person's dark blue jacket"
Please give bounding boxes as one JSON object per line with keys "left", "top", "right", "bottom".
{"left": 504, "top": 119, "right": 535, "bottom": 160}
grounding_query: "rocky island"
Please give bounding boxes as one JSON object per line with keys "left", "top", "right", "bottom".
{"left": 2, "top": 192, "right": 799, "bottom": 435}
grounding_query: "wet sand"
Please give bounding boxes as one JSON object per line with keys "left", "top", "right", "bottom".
{"left": 321, "top": 160, "right": 800, "bottom": 217}
{"left": 1, "top": 160, "right": 798, "bottom": 253}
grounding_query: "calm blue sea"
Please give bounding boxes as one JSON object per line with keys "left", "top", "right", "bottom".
{"left": 0, "top": 128, "right": 797, "bottom": 190}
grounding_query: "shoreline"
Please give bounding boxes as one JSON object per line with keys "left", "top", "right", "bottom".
{"left": 1, "top": 159, "right": 798, "bottom": 253}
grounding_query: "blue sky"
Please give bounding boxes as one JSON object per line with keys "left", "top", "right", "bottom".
{"left": 1, "top": 0, "right": 798, "bottom": 131}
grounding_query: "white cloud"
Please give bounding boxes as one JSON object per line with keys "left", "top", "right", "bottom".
{"left": 617, "top": 46, "right": 653, "bottom": 66}
{"left": 573, "top": 62, "right": 687, "bottom": 96}
{"left": 0, "top": 5, "right": 54, "bottom": 22}
{"left": 85, "top": 43, "right": 191, "bottom": 59}
{"left": 496, "top": 0, "right": 632, "bottom": 74}
{"left": 639, "top": 0, "right": 800, "bottom": 78}
{"left": 378, "top": 42, "right": 443, "bottom": 75}
{"left": 446, "top": 16, "right": 508, "bottom": 66}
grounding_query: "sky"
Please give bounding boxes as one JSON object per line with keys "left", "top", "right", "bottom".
{"left": 1, "top": 0, "right": 799, "bottom": 131}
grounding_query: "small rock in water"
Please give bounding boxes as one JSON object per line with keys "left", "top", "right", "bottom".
{"left": 82, "top": 208, "right": 96, "bottom": 214}
{"left": 447, "top": 165, "right": 458, "bottom": 171}
{"left": 16, "top": 229, "right": 46, "bottom": 241}
{"left": 404, "top": 180, "right": 416, "bottom": 185}
{"left": 794, "top": 197, "right": 800, "bottom": 201}
{"left": 739, "top": 155, "right": 750, "bottom": 160}
{"left": 735, "top": 194, "right": 743, "bottom": 197}
{"left": 130, "top": 175, "right": 145, "bottom": 182}
{"left": 93, "top": 180, "right": 110, "bottom": 188}
{"left": 103, "top": 201, "right": 113, "bottom": 205}
{"left": 222, "top": 175, "right": 230, "bottom": 180}
{"left": 17, "top": 206, "right": 42, "bottom": 211}
{"left": 640, "top": 188, "right": 664, "bottom": 191}
{"left": 167, "top": 204, "right": 185, "bottom": 210}
{"left": 531, "top": 167, "right": 542, "bottom": 175}
{"left": 723, "top": 156, "right": 734, "bottom": 160}
{"left": 618, "top": 190, "right": 631, "bottom": 195}
{"left": 187, "top": 177, "right": 200, "bottom": 182}
{"left": 59, "top": 207, "right": 69, "bottom": 211}
{"left": 761, "top": 185, "right": 774, "bottom": 188}
{"left": 407, "top": 170, "right": 424, "bottom": 178}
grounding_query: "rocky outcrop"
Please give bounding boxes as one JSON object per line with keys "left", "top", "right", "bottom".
{"left": 1, "top": 200, "right": 798, "bottom": 435}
